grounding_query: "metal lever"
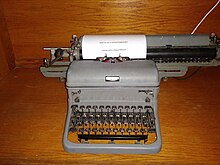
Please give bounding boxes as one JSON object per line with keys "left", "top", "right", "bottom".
{"left": 43, "top": 48, "right": 64, "bottom": 67}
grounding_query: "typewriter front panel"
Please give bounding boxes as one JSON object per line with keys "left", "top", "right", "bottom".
{"left": 67, "top": 87, "right": 158, "bottom": 144}
{"left": 63, "top": 60, "right": 161, "bottom": 154}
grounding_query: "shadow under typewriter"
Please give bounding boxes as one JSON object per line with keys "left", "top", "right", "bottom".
{"left": 68, "top": 105, "right": 157, "bottom": 145}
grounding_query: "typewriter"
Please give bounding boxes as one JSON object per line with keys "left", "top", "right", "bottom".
{"left": 40, "top": 33, "right": 220, "bottom": 154}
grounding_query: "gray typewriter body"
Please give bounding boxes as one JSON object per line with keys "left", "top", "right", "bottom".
{"left": 40, "top": 33, "right": 219, "bottom": 154}
{"left": 64, "top": 60, "right": 161, "bottom": 154}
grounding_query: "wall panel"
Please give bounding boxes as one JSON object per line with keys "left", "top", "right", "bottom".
{"left": 1, "top": 0, "right": 220, "bottom": 67}
{"left": 0, "top": 0, "right": 15, "bottom": 79}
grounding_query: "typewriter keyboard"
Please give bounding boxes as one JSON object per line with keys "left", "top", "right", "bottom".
{"left": 68, "top": 105, "right": 157, "bottom": 144}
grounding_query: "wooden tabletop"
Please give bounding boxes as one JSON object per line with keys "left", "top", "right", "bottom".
{"left": 0, "top": 67, "right": 220, "bottom": 164}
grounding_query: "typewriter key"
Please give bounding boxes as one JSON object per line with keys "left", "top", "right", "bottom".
{"left": 69, "top": 127, "right": 77, "bottom": 132}
{"left": 99, "top": 128, "right": 104, "bottom": 133}
{"left": 113, "top": 128, "right": 118, "bottom": 133}
{"left": 119, "top": 128, "right": 125, "bottom": 133}
{"left": 149, "top": 126, "right": 156, "bottom": 133}
{"left": 106, "top": 128, "right": 111, "bottom": 133}
{"left": 140, "top": 128, "right": 146, "bottom": 133}
{"left": 85, "top": 128, "right": 90, "bottom": 133}
{"left": 79, "top": 128, "right": 84, "bottom": 133}
{"left": 133, "top": 128, "right": 139, "bottom": 133}
{"left": 92, "top": 128, "right": 98, "bottom": 133}
{"left": 126, "top": 128, "right": 132, "bottom": 133}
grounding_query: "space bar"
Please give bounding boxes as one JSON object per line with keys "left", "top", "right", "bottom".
{"left": 78, "top": 134, "right": 148, "bottom": 140}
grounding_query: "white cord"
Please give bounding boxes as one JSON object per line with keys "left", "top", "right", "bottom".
{"left": 191, "top": 0, "right": 220, "bottom": 34}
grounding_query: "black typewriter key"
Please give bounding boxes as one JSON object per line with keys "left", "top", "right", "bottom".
{"left": 103, "top": 114, "right": 107, "bottom": 119}
{"left": 133, "top": 128, "right": 139, "bottom": 133}
{"left": 113, "top": 128, "right": 118, "bottom": 133}
{"left": 126, "top": 128, "right": 132, "bottom": 133}
{"left": 82, "top": 113, "right": 87, "bottom": 119}
{"left": 116, "top": 114, "right": 120, "bottom": 118}
{"left": 140, "top": 128, "right": 146, "bottom": 133}
{"left": 106, "top": 128, "right": 111, "bottom": 133}
{"left": 77, "top": 122, "right": 82, "bottom": 126}
{"left": 119, "top": 128, "right": 125, "bottom": 133}
{"left": 149, "top": 126, "right": 156, "bottom": 133}
{"left": 128, "top": 114, "right": 133, "bottom": 118}
{"left": 109, "top": 114, "right": 113, "bottom": 119}
{"left": 92, "top": 128, "right": 98, "bottom": 133}
{"left": 69, "top": 127, "right": 77, "bottom": 132}
{"left": 79, "top": 128, "right": 84, "bottom": 133}
{"left": 85, "top": 128, "right": 90, "bottom": 133}
{"left": 99, "top": 128, "right": 104, "bottom": 133}
{"left": 122, "top": 114, "right": 127, "bottom": 120}
{"left": 143, "top": 122, "right": 148, "bottom": 127}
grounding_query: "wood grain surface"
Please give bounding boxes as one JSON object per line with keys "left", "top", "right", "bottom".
{"left": 0, "top": 67, "right": 219, "bottom": 164}
{"left": 0, "top": 1, "right": 15, "bottom": 80}
{"left": 1, "top": 0, "right": 220, "bottom": 67}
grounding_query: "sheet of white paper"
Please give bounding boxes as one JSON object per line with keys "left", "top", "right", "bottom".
{"left": 82, "top": 35, "right": 146, "bottom": 59}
